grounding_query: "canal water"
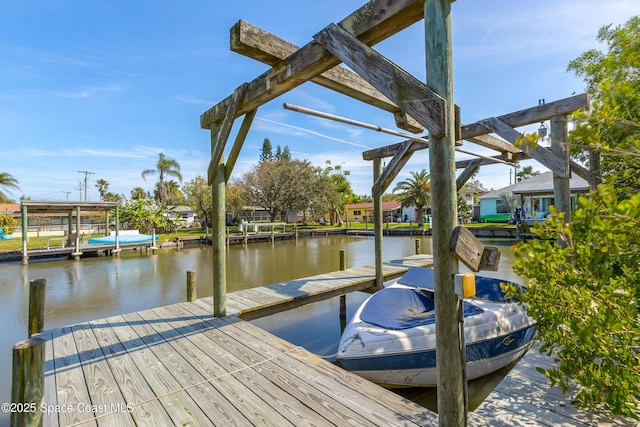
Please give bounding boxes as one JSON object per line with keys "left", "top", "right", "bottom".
{"left": 0, "top": 235, "right": 521, "bottom": 423}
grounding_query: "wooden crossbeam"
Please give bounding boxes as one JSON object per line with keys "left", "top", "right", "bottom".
{"left": 463, "top": 94, "right": 589, "bottom": 138}
{"left": 372, "top": 140, "right": 419, "bottom": 196}
{"left": 200, "top": 0, "right": 426, "bottom": 129}
{"left": 231, "top": 21, "right": 526, "bottom": 154}
{"left": 314, "top": 23, "right": 447, "bottom": 137}
{"left": 231, "top": 20, "right": 423, "bottom": 133}
{"left": 480, "top": 117, "right": 568, "bottom": 177}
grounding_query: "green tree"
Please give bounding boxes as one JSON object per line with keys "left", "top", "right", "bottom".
{"left": 393, "top": 169, "right": 430, "bottom": 223}
{"left": 516, "top": 165, "right": 540, "bottom": 182}
{"left": 103, "top": 192, "right": 123, "bottom": 203}
{"left": 241, "top": 157, "right": 321, "bottom": 222}
{"left": 319, "top": 161, "right": 358, "bottom": 225}
{"left": 567, "top": 15, "right": 640, "bottom": 198}
{"left": 95, "top": 179, "right": 109, "bottom": 201}
{"left": 142, "top": 153, "right": 183, "bottom": 203}
{"left": 155, "top": 179, "right": 184, "bottom": 206}
{"left": 119, "top": 198, "right": 170, "bottom": 234}
{"left": 259, "top": 138, "right": 273, "bottom": 162}
{"left": 511, "top": 187, "right": 640, "bottom": 418}
{"left": 182, "top": 175, "right": 212, "bottom": 227}
{"left": 511, "top": 16, "right": 640, "bottom": 419}
{"left": 226, "top": 180, "right": 245, "bottom": 222}
{"left": 130, "top": 187, "right": 148, "bottom": 200}
{"left": 0, "top": 172, "right": 20, "bottom": 203}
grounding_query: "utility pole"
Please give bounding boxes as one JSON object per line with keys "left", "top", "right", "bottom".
{"left": 78, "top": 170, "right": 95, "bottom": 201}
{"left": 63, "top": 191, "right": 72, "bottom": 201}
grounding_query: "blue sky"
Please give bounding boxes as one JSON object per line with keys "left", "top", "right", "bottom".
{"left": 1, "top": 0, "right": 637, "bottom": 202}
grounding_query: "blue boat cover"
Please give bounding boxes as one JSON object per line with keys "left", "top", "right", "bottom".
{"left": 396, "top": 267, "right": 519, "bottom": 303}
{"left": 359, "top": 287, "right": 484, "bottom": 330}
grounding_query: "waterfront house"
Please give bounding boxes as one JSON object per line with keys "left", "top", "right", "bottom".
{"left": 164, "top": 205, "right": 197, "bottom": 227}
{"left": 478, "top": 171, "right": 590, "bottom": 223}
{"left": 345, "top": 202, "right": 402, "bottom": 223}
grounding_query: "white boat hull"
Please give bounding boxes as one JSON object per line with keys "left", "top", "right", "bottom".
{"left": 336, "top": 268, "right": 537, "bottom": 387}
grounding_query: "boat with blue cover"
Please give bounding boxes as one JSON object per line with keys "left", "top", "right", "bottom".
{"left": 336, "top": 267, "right": 537, "bottom": 387}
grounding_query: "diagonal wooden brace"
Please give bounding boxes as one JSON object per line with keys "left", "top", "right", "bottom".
{"left": 372, "top": 140, "right": 421, "bottom": 196}
{"left": 208, "top": 83, "right": 248, "bottom": 184}
{"left": 314, "top": 23, "right": 448, "bottom": 138}
{"left": 480, "top": 117, "right": 568, "bottom": 177}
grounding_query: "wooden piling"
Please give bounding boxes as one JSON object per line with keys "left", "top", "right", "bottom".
{"left": 187, "top": 270, "right": 197, "bottom": 302}
{"left": 11, "top": 337, "right": 45, "bottom": 427}
{"left": 339, "top": 249, "right": 347, "bottom": 332}
{"left": 28, "top": 279, "right": 46, "bottom": 338}
{"left": 415, "top": 239, "right": 421, "bottom": 255}
{"left": 425, "top": 1, "right": 466, "bottom": 425}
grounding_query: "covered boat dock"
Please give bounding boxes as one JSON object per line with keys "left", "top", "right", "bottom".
{"left": 19, "top": 200, "right": 120, "bottom": 264}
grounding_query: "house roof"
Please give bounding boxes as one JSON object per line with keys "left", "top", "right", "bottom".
{"left": 478, "top": 171, "right": 590, "bottom": 199}
{"left": 0, "top": 204, "right": 20, "bottom": 215}
{"left": 346, "top": 202, "right": 401, "bottom": 211}
{"left": 169, "top": 205, "right": 195, "bottom": 213}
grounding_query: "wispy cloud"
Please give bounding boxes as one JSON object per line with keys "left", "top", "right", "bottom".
{"left": 53, "top": 83, "right": 123, "bottom": 99}
{"left": 255, "top": 117, "right": 372, "bottom": 149}
{"left": 175, "top": 94, "right": 216, "bottom": 106}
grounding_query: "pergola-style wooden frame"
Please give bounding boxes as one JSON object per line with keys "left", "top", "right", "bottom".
{"left": 200, "top": 1, "right": 595, "bottom": 423}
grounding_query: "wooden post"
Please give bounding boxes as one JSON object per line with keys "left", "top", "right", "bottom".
{"left": 113, "top": 205, "right": 120, "bottom": 256}
{"left": 11, "top": 337, "right": 45, "bottom": 427}
{"left": 212, "top": 126, "right": 227, "bottom": 317}
{"left": 425, "top": 1, "right": 466, "bottom": 425}
{"left": 415, "top": 238, "right": 421, "bottom": 255}
{"left": 21, "top": 204, "right": 28, "bottom": 265}
{"left": 187, "top": 270, "right": 197, "bottom": 302}
{"left": 372, "top": 157, "right": 384, "bottom": 290}
{"left": 72, "top": 205, "right": 82, "bottom": 259}
{"left": 28, "top": 279, "right": 46, "bottom": 338}
{"left": 339, "top": 248, "right": 347, "bottom": 333}
{"left": 551, "top": 115, "right": 571, "bottom": 223}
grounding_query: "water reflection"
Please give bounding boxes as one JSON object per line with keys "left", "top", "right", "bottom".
{"left": 0, "top": 235, "right": 520, "bottom": 422}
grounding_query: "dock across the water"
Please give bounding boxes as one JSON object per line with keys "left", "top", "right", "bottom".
{"left": 14, "top": 254, "right": 638, "bottom": 426}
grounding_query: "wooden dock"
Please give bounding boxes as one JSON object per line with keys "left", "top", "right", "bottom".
{"left": 25, "top": 254, "right": 638, "bottom": 426}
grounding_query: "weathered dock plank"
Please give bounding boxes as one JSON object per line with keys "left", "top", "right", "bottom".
{"left": 51, "top": 326, "right": 97, "bottom": 426}
{"left": 34, "top": 254, "right": 639, "bottom": 427}
{"left": 106, "top": 313, "right": 210, "bottom": 426}
{"left": 88, "top": 317, "right": 174, "bottom": 426}
{"left": 181, "top": 301, "right": 435, "bottom": 426}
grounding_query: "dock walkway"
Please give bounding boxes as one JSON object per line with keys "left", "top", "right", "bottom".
{"left": 32, "top": 254, "right": 638, "bottom": 426}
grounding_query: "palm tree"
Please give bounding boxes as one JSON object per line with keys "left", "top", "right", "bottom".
{"left": 142, "top": 153, "right": 183, "bottom": 203}
{"left": 95, "top": 179, "right": 109, "bottom": 201}
{"left": 131, "top": 187, "right": 148, "bottom": 200}
{"left": 0, "top": 172, "right": 20, "bottom": 203}
{"left": 516, "top": 165, "right": 540, "bottom": 182}
{"left": 393, "top": 169, "right": 431, "bottom": 223}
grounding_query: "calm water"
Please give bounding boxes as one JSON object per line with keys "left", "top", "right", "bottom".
{"left": 0, "top": 235, "right": 521, "bottom": 424}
